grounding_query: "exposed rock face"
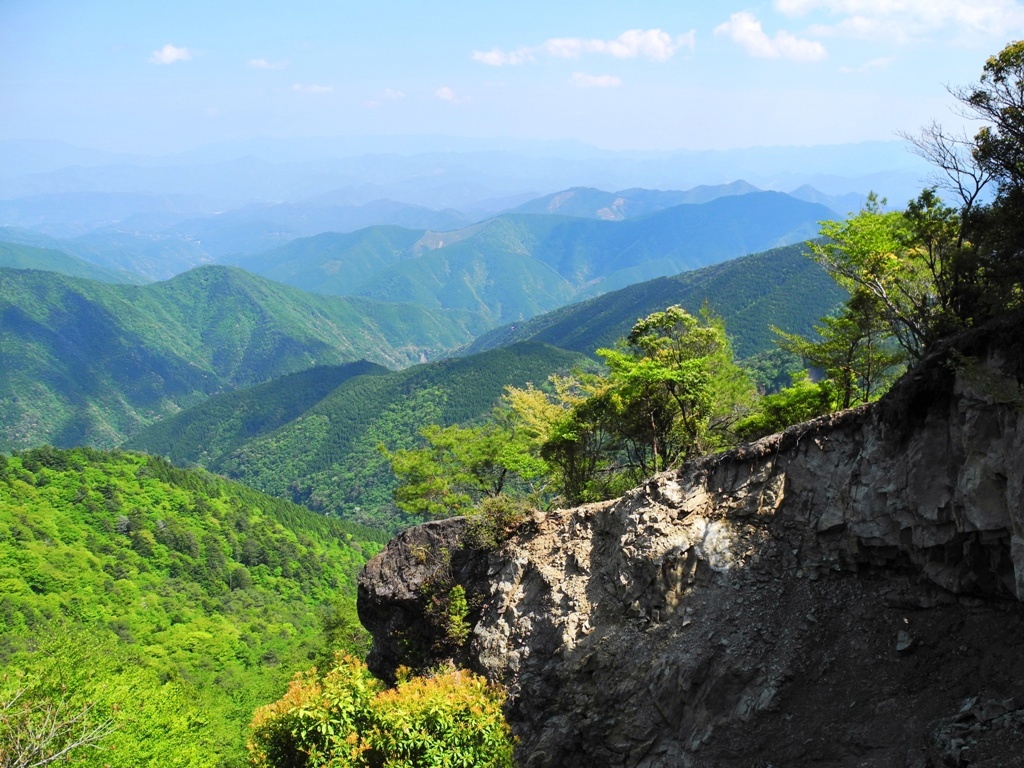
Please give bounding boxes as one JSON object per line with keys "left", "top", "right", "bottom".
{"left": 358, "top": 318, "right": 1024, "bottom": 767}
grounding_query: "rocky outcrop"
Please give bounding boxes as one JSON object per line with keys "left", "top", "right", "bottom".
{"left": 358, "top": 315, "right": 1024, "bottom": 767}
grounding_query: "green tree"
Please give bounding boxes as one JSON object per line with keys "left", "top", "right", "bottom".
{"left": 903, "top": 41, "right": 1024, "bottom": 319}
{"left": 733, "top": 372, "right": 836, "bottom": 441}
{"left": 536, "top": 379, "right": 617, "bottom": 505}
{"left": 384, "top": 416, "right": 548, "bottom": 520}
{"left": 961, "top": 40, "right": 1024, "bottom": 190}
{"left": 390, "top": 307, "right": 754, "bottom": 511}
{"left": 773, "top": 291, "right": 904, "bottom": 410}
{"left": 810, "top": 191, "right": 969, "bottom": 361}
{"left": 596, "top": 306, "right": 754, "bottom": 476}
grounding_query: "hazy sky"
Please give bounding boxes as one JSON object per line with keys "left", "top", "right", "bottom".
{"left": 3, "top": 0, "right": 1022, "bottom": 154}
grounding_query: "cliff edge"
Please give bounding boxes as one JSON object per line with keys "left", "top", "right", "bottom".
{"left": 358, "top": 314, "right": 1024, "bottom": 767}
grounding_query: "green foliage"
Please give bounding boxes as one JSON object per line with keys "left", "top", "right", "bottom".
{"left": 385, "top": 414, "right": 548, "bottom": 521}
{"left": 965, "top": 40, "right": 1024, "bottom": 190}
{"left": 0, "top": 640, "right": 115, "bottom": 767}
{"left": 595, "top": 306, "right": 755, "bottom": 480}
{"left": 387, "top": 423, "right": 512, "bottom": 518}
{"left": 462, "top": 496, "right": 532, "bottom": 551}
{"left": 773, "top": 291, "right": 905, "bottom": 410}
{"left": 504, "top": 374, "right": 611, "bottom": 506}
{"left": 741, "top": 348, "right": 804, "bottom": 395}
{"left": 408, "top": 307, "right": 759, "bottom": 508}
{"left": 0, "top": 446, "right": 383, "bottom": 766}
{"left": 598, "top": 308, "right": 716, "bottom": 473}
{"left": 248, "top": 655, "right": 515, "bottom": 768}
{"left": 443, "top": 585, "right": 471, "bottom": 647}
{"left": 810, "top": 190, "right": 970, "bottom": 360}
{"left": 734, "top": 372, "right": 837, "bottom": 441}
{"left": 0, "top": 628, "right": 236, "bottom": 768}
{"left": 954, "top": 41, "right": 1024, "bottom": 315}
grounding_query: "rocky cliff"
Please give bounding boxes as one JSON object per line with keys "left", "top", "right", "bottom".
{"left": 358, "top": 315, "right": 1024, "bottom": 767}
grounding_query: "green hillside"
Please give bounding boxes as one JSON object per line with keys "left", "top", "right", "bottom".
{"left": 0, "top": 266, "right": 487, "bottom": 450}
{"left": 353, "top": 234, "right": 576, "bottom": 324}
{"left": 235, "top": 225, "right": 426, "bottom": 294}
{"left": 122, "top": 361, "right": 388, "bottom": 465}
{"left": 0, "top": 225, "right": 203, "bottom": 282}
{"left": 0, "top": 445, "right": 386, "bottom": 767}
{"left": 130, "top": 342, "right": 590, "bottom": 530}
{"left": 0, "top": 241, "right": 139, "bottom": 283}
{"left": 228, "top": 192, "right": 834, "bottom": 324}
{"left": 460, "top": 243, "right": 847, "bottom": 360}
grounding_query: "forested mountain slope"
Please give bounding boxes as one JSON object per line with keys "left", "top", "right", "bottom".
{"left": 0, "top": 446, "right": 385, "bottom": 767}
{"left": 461, "top": 243, "right": 847, "bottom": 360}
{"left": 130, "top": 342, "right": 590, "bottom": 530}
{"left": 122, "top": 361, "right": 388, "bottom": 466}
{"left": 0, "top": 265, "right": 486, "bottom": 450}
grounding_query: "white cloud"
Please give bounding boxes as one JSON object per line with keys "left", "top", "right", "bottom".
{"left": 570, "top": 72, "right": 623, "bottom": 88}
{"left": 714, "top": 12, "right": 827, "bottom": 60}
{"left": 774, "top": 0, "right": 1024, "bottom": 41}
{"left": 149, "top": 44, "right": 192, "bottom": 65}
{"left": 249, "top": 58, "right": 288, "bottom": 70}
{"left": 839, "top": 56, "right": 893, "bottom": 73}
{"left": 291, "top": 83, "right": 333, "bottom": 94}
{"left": 472, "top": 48, "right": 533, "bottom": 66}
{"left": 367, "top": 88, "right": 406, "bottom": 107}
{"left": 472, "top": 28, "right": 695, "bottom": 66}
{"left": 434, "top": 86, "right": 469, "bottom": 104}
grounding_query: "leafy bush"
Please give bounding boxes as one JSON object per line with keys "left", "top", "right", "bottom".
{"left": 734, "top": 373, "right": 837, "bottom": 441}
{"left": 463, "top": 495, "right": 532, "bottom": 551}
{"left": 248, "top": 654, "right": 515, "bottom": 768}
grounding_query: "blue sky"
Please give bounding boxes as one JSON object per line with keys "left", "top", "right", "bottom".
{"left": 3, "top": 0, "right": 1023, "bottom": 154}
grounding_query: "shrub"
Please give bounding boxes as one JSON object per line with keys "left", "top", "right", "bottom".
{"left": 248, "top": 654, "right": 515, "bottom": 768}
{"left": 462, "top": 495, "right": 531, "bottom": 551}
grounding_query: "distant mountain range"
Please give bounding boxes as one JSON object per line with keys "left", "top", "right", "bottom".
{"left": 508, "top": 182, "right": 762, "bottom": 219}
{"left": 0, "top": 137, "right": 930, "bottom": 211}
{"left": 228, "top": 192, "right": 835, "bottom": 325}
{"left": 0, "top": 183, "right": 847, "bottom": 282}
{"left": 0, "top": 167, "right": 854, "bottom": 477}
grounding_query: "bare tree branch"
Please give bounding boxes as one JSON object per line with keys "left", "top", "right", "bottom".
{"left": 0, "top": 690, "right": 115, "bottom": 768}
{"left": 898, "top": 120, "right": 992, "bottom": 212}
